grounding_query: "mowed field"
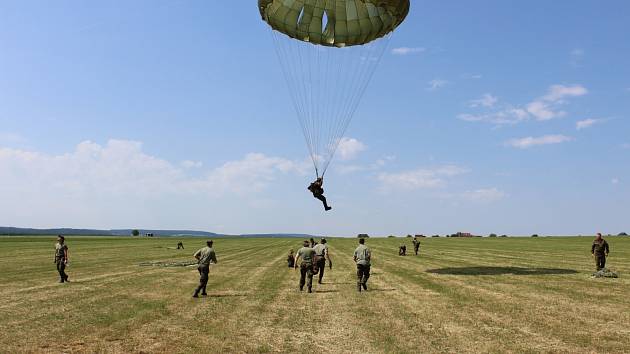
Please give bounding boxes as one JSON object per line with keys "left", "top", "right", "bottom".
{"left": 1, "top": 236, "right": 629, "bottom": 353}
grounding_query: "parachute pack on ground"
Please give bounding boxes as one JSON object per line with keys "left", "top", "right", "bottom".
{"left": 259, "top": 0, "right": 410, "bottom": 177}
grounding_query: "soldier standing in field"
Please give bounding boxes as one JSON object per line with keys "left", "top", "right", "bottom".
{"left": 412, "top": 237, "right": 420, "bottom": 255}
{"left": 354, "top": 238, "right": 371, "bottom": 292}
{"left": 54, "top": 235, "right": 69, "bottom": 283}
{"left": 192, "top": 240, "right": 217, "bottom": 298}
{"left": 295, "top": 240, "right": 315, "bottom": 293}
{"left": 591, "top": 233, "right": 610, "bottom": 271}
{"left": 287, "top": 249, "right": 295, "bottom": 268}
{"left": 313, "top": 238, "right": 332, "bottom": 284}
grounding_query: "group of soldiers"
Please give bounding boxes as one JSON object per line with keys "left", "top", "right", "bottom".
{"left": 52, "top": 233, "right": 613, "bottom": 296}
{"left": 399, "top": 237, "right": 421, "bottom": 256}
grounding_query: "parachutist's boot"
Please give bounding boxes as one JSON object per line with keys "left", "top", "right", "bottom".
{"left": 325, "top": 206, "right": 332, "bottom": 211}
{"left": 357, "top": 283, "right": 362, "bottom": 292}
{"left": 308, "top": 286, "right": 312, "bottom": 293}
{"left": 362, "top": 282, "right": 368, "bottom": 291}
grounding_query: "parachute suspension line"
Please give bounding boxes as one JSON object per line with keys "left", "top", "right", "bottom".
{"left": 270, "top": 30, "right": 318, "bottom": 175}
{"left": 320, "top": 35, "right": 392, "bottom": 176}
{"left": 270, "top": 28, "right": 393, "bottom": 177}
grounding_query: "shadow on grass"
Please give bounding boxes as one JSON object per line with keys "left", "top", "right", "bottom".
{"left": 314, "top": 289, "right": 339, "bottom": 293}
{"left": 426, "top": 267, "right": 578, "bottom": 276}
{"left": 367, "top": 288, "right": 396, "bottom": 292}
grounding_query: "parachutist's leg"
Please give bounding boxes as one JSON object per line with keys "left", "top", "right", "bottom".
{"left": 315, "top": 194, "right": 332, "bottom": 211}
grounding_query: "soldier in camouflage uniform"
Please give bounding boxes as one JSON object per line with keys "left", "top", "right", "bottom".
{"left": 54, "top": 235, "right": 69, "bottom": 283}
{"left": 591, "top": 233, "right": 610, "bottom": 271}
{"left": 353, "top": 238, "right": 371, "bottom": 292}
{"left": 192, "top": 240, "right": 217, "bottom": 298}
{"left": 412, "top": 237, "right": 420, "bottom": 255}
{"left": 313, "top": 238, "right": 332, "bottom": 284}
{"left": 295, "top": 240, "right": 315, "bottom": 293}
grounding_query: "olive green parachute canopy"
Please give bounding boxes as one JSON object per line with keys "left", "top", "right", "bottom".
{"left": 259, "top": 0, "right": 410, "bottom": 47}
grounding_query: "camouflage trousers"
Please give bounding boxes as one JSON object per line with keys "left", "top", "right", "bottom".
{"left": 56, "top": 260, "right": 68, "bottom": 282}
{"left": 300, "top": 263, "right": 313, "bottom": 290}
{"left": 195, "top": 265, "right": 210, "bottom": 295}
{"left": 356, "top": 264, "right": 370, "bottom": 286}
{"left": 595, "top": 255, "right": 606, "bottom": 271}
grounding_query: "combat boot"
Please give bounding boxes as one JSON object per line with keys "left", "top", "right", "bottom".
{"left": 362, "top": 283, "right": 368, "bottom": 291}
{"left": 357, "top": 283, "right": 362, "bottom": 292}
{"left": 307, "top": 287, "right": 312, "bottom": 293}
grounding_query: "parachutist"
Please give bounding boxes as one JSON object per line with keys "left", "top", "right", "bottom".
{"left": 308, "top": 177, "right": 332, "bottom": 211}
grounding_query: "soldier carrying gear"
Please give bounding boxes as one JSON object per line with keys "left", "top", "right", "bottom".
{"left": 308, "top": 177, "right": 332, "bottom": 211}
{"left": 295, "top": 240, "right": 316, "bottom": 293}
{"left": 177, "top": 242, "right": 184, "bottom": 249}
{"left": 398, "top": 245, "right": 407, "bottom": 256}
{"left": 313, "top": 238, "right": 333, "bottom": 284}
{"left": 54, "top": 235, "right": 69, "bottom": 283}
{"left": 192, "top": 240, "right": 217, "bottom": 298}
{"left": 412, "top": 238, "right": 420, "bottom": 255}
{"left": 591, "top": 233, "right": 610, "bottom": 271}
{"left": 287, "top": 249, "right": 295, "bottom": 268}
{"left": 353, "top": 238, "right": 371, "bottom": 292}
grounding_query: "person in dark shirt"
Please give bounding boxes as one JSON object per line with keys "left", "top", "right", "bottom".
{"left": 308, "top": 177, "right": 332, "bottom": 211}
{"left": 591, "top": 233, "right": 610, "bottom": 271}
{"left": 287, "top": 249, "right": 295, "bottom": 268}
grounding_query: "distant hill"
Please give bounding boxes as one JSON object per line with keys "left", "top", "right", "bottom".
{"left": 0, "top": 227, "right": 112, "bottom": 236}
{"left": 0, "top": 227, "right": 316, "bottom": 238}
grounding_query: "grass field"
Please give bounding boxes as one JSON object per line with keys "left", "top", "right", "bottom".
{"left": 1, "top": 236, "right": 629, "bottom": 353}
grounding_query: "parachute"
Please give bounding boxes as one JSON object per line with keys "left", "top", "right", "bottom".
{"left": 259, "top": 0, "right": 410, "bottom": 177}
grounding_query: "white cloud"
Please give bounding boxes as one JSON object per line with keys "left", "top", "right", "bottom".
{"left": 541, "top": 84, "right": 588, "bottom": 102}
{"left": 378, "top": 165, "right": 468, "bottom": 190}
{"left": 504, "top": 135, "right": 573, "bottom": 149}
{"left": 621, "top": 143, "right": 630, "bottom": 149}
{"left": 469, "top": 94, "right": 498, "bottom": 108}
{"left": 428, "top": 79, "right": 448, "bottom": 91}
{"left": 462, "top": 73, "right": 483, "bottom": 80}
{"left": 457, "top": 108, "right": 528, "bottom": 125}
{"left": 335, "top": 155, "right": 395, "bottom": 175}
{"left": 0, "top": 132, "right": 27, "bottom": 145}
{"left": 526, "top": 100, "right": 565, "bottom": 121}
{"left": 181, "top": 160, "right": 203, "bottom": 168}
{"left": 570, "top": 49, "right": 584, "bottom": 67}
{"left": 391, "top": 47, "right": 426, "bottom": 55}
{"left": 461, "top": 188, "right": 506, "bottom": 203}
{"left": 612, "top": 178, "right": 619, "bottom": 185}
{"left": 336, "top": 137, "right": 367, "bottom": 160}
{"left": 0, "top": 140, "right": 307, "bottom": 200}
{"left": 459, "top": 84, "right": 588, "bottom": 124}
{"left": 576, "top": 118, "right": 604, "bottom": 130}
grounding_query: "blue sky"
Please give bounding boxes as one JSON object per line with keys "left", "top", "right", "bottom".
{"left": 1, "top": 1, "right": 628, "bottom": 236}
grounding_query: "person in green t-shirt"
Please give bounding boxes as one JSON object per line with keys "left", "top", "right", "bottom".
{"left": 353, "top": 238, "right": 371, "bottom": 292}
{"left": 53, "top": 235, "right": 69, "bottom": 283}
{"left": 295, "top": 240, "right": 316, "bottom": 293}
{"left": 192, "top": 240, "right": 217, "bottom": 298}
